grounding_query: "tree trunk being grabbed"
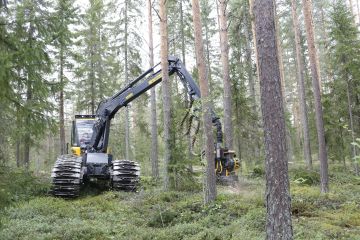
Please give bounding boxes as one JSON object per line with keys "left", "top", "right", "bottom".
{"left": 148, "top": 0, "right": 159, "bottom": 179}
{"left": 160, "top": 0, "right": 171, "bottom": 190}
{"left": 302, "top": 0, "right": 329, "bottom": 193}
{"left": 179, "top": 0, "right": 193, "bottom": 170}
{"left": 59, "top": 44, "right": 66, "bottom": 155}
{"left": 253, "top": 0, "right": 293, "bottom": 239}
{"left": 291, "top": 0, "right": 312, "bottom": 170}
{"left": 191, "top": 0, "right": 216, "bottom": 204}
{"left": 218, "top": 0, "right": 233, "bottom": 150}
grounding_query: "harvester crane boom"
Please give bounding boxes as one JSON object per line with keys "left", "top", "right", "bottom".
{"left": 89, "top": 56, "right": 223, "bottom": 154}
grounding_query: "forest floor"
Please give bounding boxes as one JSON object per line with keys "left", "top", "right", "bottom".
{"left": 0, "top": 165, "right": 359, "bottom": 240}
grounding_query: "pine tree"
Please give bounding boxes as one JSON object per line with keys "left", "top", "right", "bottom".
{"left": 160, "top": 0, "right": 172, "bottom": 190}
{"left": 253, "top": 0, "right": 293, "bottom": 238}
{"left": 147, "top": 0, "right": 159, "bottom": 179}
{"left": 327, "top": 1, "right": 360, "bottom": 174}
{"left": 191, "top": 0, "right": 216, "bottom": 204}
{"left": 53, "top": 0, "right": 77, "bottom": 155}
{"left": 217, "top": 0, "right": 234, "bottom": 150}
{"left": 291, "top": 0, "right": 312, "bottom": 170}
{"left": 302, "top": 0, "right": 329, "bottom": 193}
{"left": 74, "top": 0, "right": 121, "bottom": 114}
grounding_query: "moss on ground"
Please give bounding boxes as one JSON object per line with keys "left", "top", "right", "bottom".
{"left": 0, "top": 167, "right": 359, "bottom": 239}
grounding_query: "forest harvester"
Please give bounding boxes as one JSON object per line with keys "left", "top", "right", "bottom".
{"left": 51, "top": 56, "right": 239, "bottom": 198}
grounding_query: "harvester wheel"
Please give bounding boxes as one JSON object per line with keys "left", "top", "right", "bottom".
{"left": 111, "top": 160, "right": 140, "bottom": 191}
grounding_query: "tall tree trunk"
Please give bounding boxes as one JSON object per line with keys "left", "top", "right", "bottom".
{"left": 24, "top": 23, "right": 36, "bottom": 171}
{"left": 89, "top": 23, "right": 95, "bottom": 115}
{"left": 203, "top": 16, "right": 213, "bottom": 93}
{"left": 59, "top": 44, "right": 66, "bottom": 155}
{"left": 160, "top": 0, "right": 171, "bottom": 190}
{"left": 302, "top": 0, "right": 329, "bottom": 193}
{"left": 148, "top": 0, "right": 159, "bottom": 179}
{"left": 244, "top": 1, "right": 256, "bottom": 114}
{"left": 89, "top": 1, "right": 96, "bottom": 115}
{"left": 253, "top": 0, "right": 293, "bottom": 239}
{"left": 124, "top": 0, "right": 130, "bottom": 160}
{"left": 16, "top": 140, "right": 21, "bottom": 167}
{"left": 291, "top": 0, "right": 312, "bottom": 170}
{"left": 274, "top": 2, "right": 286, "bottom": 100}
{"left": 24, "top": 77, "right": 32, "bottom": 170}
{"left": 218, "top": 0, "right": 234, "bottom": 150}
{"left": 249, "top": 0, "right": 262, "bottom": 163}
{"left": 319, "top": 2, "right": 330, "bottom": 86}
{"left": 346, "top": 79, "right": 359, "bottom": 175}
{"left": 180, "top": 0, "right": 192, "bottom": 169}
{"left": 180, "top": 0, "right": 186, "bottom": 65}
{"left": 248, "top": 0, "right": 260, "bottom": 89}
{"left": 191, "top": 0, "right": 216, "bottom": 204}
{"left": 274, "top": 1, "right": 293, "bottom": 162}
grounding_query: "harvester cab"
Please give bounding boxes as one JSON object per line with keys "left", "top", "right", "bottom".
{"left": 70, "top": 115, "right": 96, "bottom": 156}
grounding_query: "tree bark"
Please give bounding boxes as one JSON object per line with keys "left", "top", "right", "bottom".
{"left": 180, "top": 0, "right": 186, "bottom": 65}
{"left": 203, "top": 10, "right": 213, "bottom": 93}
{"left": 124, "top": 0, "right": 130, "bottom": 160}
{"left": 16, "top": 140, "right": 21, "bottom": 167}
{"left": 179, "top": 0, "right": 193, "bottom": 169}
{"left": 160, "top": 0, "right": 171, "bottom": 190}
{"left": 274, "top": 2, "right": 286, "bottom": 101}
{"left": 89, "top": 1, "right": 96, "bottom": 115}
{"left": 24, "top": 77, "right": 32, "bottom": 170}
{"left": 148, "top": 0, "right": 159, "bottom": 179}
{"left": 253, "top": 0, "right": 293, "bottom": 239}
{"left": 346, "top": 79, "right": 359, "bottom": 175}
{"left": 291, "top": 0, "right": 312, "bottom": 170}
{"left": 24, "top": 23, "right": 36, "bottom": 171}
{"left": 274, "top": 1, "right": 294, "bottom": 162}
{"left": 59, "top": 43, "right": 66, "bottom": 155}
{"left": 302, "top": 0, "right": 329, "bottom": 193}
{"left": 244, "top": 0, "right": 256, "bottom": 114}
{"left": 218, "top": 0, "right": 234, "bottom": 150}
{"left": 191, "top": 0, "right": 217, "bottom": 204}
{"left": 248, "top": 0, "right": 260, "bottom": 90}
{"left": 249, "top": 0, "right": 262, "bottom": 163}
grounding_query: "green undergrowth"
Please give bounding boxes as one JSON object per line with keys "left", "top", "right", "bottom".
{"left": 0, "top": 167, "right": 359, "bottom": 239}
{"left": 0, "top": 167, "right": 50, "bottom": 210}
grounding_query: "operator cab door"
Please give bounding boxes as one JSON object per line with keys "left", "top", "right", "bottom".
{"left": 71, "top": 115, "right": 96, "bottom": 156}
